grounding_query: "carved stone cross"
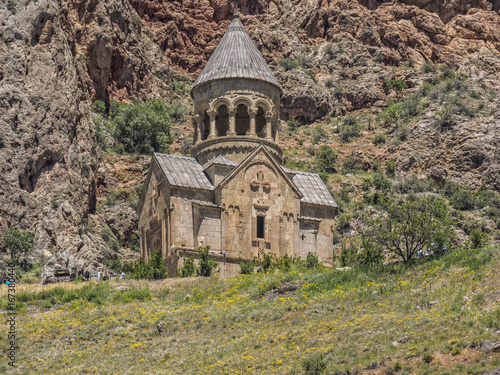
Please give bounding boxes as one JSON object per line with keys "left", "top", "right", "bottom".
{"left": 250, "top": 170, "right": 270, "bottom": 191}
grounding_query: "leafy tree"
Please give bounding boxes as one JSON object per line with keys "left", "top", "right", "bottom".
{"left": 180, "top": 257, "right": 195, "bottom": 277}
{"left": 315, "top": 146, "right": 337, "bottom": 173}
{"left": 1, "top": 227, "right": 34, "bottom": 271}
{"left": 113, "top": 99, "right": 173, "bottom": 154}
{"left": 363, "top": 195, "right": 454, "bottom": 262}
{"left": 196, "top": 246, "right": 218, "bottom": 277}
{"left": 383, "top": 102, "right": 404, "bottom": 128}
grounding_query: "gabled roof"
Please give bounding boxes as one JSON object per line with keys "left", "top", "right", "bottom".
{"left": 191, "top": 15, "right": 282, "bottom": 96}
{"left": 204, "top": 155, "right": 238, "bottom": 170}
{"left": 215, "top": 144, "right": 303, "bottom": 198}
{"left": 292, "top": 172, "right": 337, "bottom": 207}
{"left": 154, "top": 153, "right": 213, "bottom": 190}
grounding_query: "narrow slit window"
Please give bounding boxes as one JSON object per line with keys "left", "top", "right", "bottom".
{"left": 257, "top": 216, "right": 265, "bottom": 239}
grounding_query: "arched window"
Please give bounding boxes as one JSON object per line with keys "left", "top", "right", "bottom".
{"left": 236, "top": 104, "right": 250, "bottom": 135}
{"left": 255, "top": 107, "right": 266, "bottom": 138}
{"left": 216, "top": 105, "right": 229, "bottom": 136}
{"left": 202, "top": 111, "right": 210, "bottom": 140}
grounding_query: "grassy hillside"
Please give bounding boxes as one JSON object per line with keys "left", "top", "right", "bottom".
{"left": 1, "top": 246, "right": 499, "bottom": 374}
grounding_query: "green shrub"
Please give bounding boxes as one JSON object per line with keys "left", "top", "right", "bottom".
{"left": 180, "top": 257, "right": 195, "bottom": 277}
{"left": 305, "top": 252, "right": 320, "bottom": 269}
{"left": 261, "top": 253, "right": 274, "bottom": 272}
{"left": 340, "top": 243, "right": 358, "bottom": 267}
{"left": 392, "top": 175, "right": 435, "bottom": 195}
{"left": 113, "top": 99, "right": 173, "bottom": 155}
{"left": 196, "top": 246, "right": 218, "bottom": 277}
{"left": 91, "top": 100, "right": 107, "bottom": 115}
{"left": 130, "top": 250, "right": 168, "bottom": 280}
{"left": 277, "top": 58, "right": 300, "bottom": 71}
{"left": 119, "top": 288, "right": 152, "bottom": 302}
{"left": 337, "top": 214, "right": 351, "bottom": 233}
{"left": 469, "top": 230, "right": 488, "bottom": 249}
{"left": 130, "top": 234, "right": 140, "bottom": 252}
{"left": 358, "top": 239, "right": 384, "bottom": 265}
{"left": 387, "top": 78, "right": 408, "bottom": 100}
{"left": 362, "top": 178, "right": 372, "bottom": 191}
{"left": 440, "top": 65, "right": 456, "bottom": 80}
{"left": 373, "top": 171, "right": 392, "bottom": 191}
{"left": 275, "top": 254, "right": 293, "bottom": 272}
{"left": 373, "top": 133, "right": 386, "bottom": 145}
{"left": 421, "top": 61, "right": 436, "bottom": 73}
{"left": 342, "top": 156, "right": 362, "bottom": 173}
{"left": 386, "top": 160, "right": 396, "bottom": 177}
{"left": 302, "top": 353, "right": 327, "bottom": 375}
{"left": 239, "top": 259, "right": 255, "bottom": 275}
{"left": 435, "top": 104, "right": 455, "bottom": 129}
{"left": 312, "top": 126, "right": 329, "bottom": 144}
{"left": 339, "top": 115, "right": 361, "bottom": 142}
{"left": 172, "top": 77, "right": 191, "bottom": 95}
{"left": 315, "top": 146, "right": 337, "bottom": 173}
{"left": 168, "top": 99, "right": 187, "bottom": 121}
{"left": 442, "top": 182, "right": 475, "bottom": 211}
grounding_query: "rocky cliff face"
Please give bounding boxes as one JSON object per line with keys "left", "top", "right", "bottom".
{"left": 0, "top": 0, "right": 499, "bottom": 275}
{"left": 140, "top": 0, "right": 499, "bottom": 189}
{"left": 0, "top": 0, "right": 168, "bottom": 275}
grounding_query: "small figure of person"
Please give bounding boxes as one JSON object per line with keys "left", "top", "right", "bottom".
{"left": 97, "top": 270, "right": 101, "bottom": 282}
{"left": 103, "top": 269, "right": 109, "bottom": 281}
{"left": 256, "top": 266, "right": 263, "bottom": 273}
{"left": 119, "top": 270, "right": 125, "bottom": 279}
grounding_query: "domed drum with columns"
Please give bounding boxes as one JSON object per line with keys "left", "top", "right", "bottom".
{"left": 138, "top": 14, "right": 337, "bottom": 276}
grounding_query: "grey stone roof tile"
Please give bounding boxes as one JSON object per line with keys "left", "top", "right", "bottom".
{"left": 154, "top": 153, "right": 213, "bottom": 190}
{"left": 191, "top": 16, "right": 282, "bottom": 95}
{"left": 292, "top": 171, "right": 337, "bottom": 207}
{"left": 204, "top": 155, "right": 238, "bottom": 170}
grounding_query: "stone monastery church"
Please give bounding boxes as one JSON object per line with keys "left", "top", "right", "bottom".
{"left": 138, "top": 13, "right": 337, "bottom": 276}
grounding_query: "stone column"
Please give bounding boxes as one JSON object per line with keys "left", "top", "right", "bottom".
{"left": 274, "top": 123, "right": 279, "bottom": 143}
{"left": 228, "top": 108, "right": 236, "bottom": 136}
{"left": 265, "top": 114, "right": 273, "bottom": 140}
{"left": 248, "top": 109, "right": 257, "bottom": 137}
{"left": 208, "top": 109, "right": 217, "bottom": 139}
{"left": 194, "top": 115, "right": 202, "bottom": 144}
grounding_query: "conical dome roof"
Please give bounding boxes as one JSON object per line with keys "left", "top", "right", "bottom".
{"left": 191, "top": 15, "right": 282, "bottom": 96}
